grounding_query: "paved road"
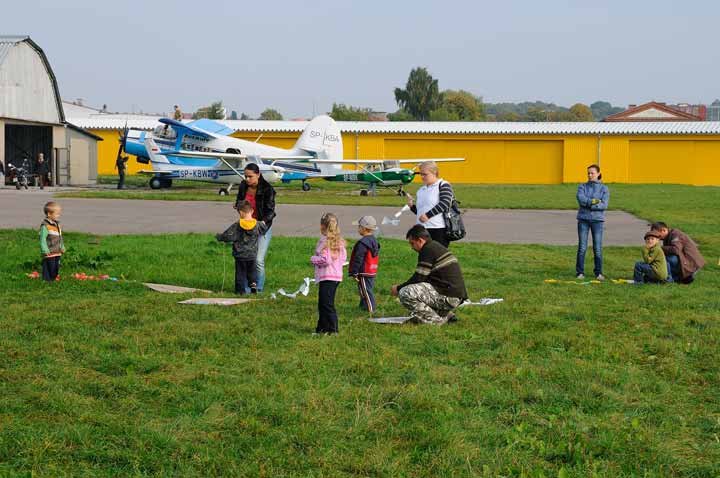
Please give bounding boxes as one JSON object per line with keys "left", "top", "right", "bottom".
{"left": 0, "top": 189, "right": 648, "bottom": 245}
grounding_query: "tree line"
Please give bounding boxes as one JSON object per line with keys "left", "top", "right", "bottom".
{"left": 191, "top": 67, "right": 625, "bottom": 122}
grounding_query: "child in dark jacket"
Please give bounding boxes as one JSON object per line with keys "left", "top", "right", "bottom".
{"left": 349, "top": 216, "right": 380, "bottom": 314}
{"left": 217, "top": 200, "right": 268, "bottom": 294}
{"left": 39, "top": 201, "right": 65, "bottom": 281}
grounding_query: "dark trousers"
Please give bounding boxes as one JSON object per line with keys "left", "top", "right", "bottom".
{"left": 234, "top": 258, "right": 257, "bottom": 294}
{"left": 42, "top": 256, "right": 60, "bottom": 281}
{"left": 316, "top": 280, "right": 339, "bottom": 333}
{"left": 427, "top": 227, "right": 449, "bottom": 247}
{"left": 117, "top": 171, "right": 125, "bottom": 189}
{"left": 357, "top": 276, "right": 376, "bottom": 314}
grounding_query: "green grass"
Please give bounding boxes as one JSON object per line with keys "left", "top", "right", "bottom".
{"left": 3, "top": 185, "right": 720, "bottom": 476}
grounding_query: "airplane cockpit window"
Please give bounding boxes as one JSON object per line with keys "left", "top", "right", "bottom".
{"left": 383, "top": 160, "right": 400, "bottom": 169}
{"left": 153, "top": 125, "right": 177, "bottom": 140}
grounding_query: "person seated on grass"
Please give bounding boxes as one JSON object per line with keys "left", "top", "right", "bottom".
{"left": 633, "top": 230, "right": 670, "bottom": 284}
{"left": 649, "top": 222, "right": 705, "bottom": 284}
{"left": 390, "top": 225, "right": 468, "bottom": 325}
{"left": 216, "top": 200, "right": 268, "bottom": 295}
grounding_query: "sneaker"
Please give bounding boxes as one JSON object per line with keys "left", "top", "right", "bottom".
{"left": 595, "top": 274, "right": 606, "bottom": 281}
{"left": 445, "top": 312, "right": 458, "bottom": 323}
{"left": 575, "top": 274, "right": 585, "bottom": 280}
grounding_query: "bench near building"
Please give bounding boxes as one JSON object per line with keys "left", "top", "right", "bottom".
{"left": 71, "top": 119, "right": 720, "bottom": 187}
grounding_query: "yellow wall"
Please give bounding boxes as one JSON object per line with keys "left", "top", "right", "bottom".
{"left": 89, "top": 128, "right": 720, "bottom": 186}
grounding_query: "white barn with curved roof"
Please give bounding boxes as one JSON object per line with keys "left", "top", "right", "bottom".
{"left": 1, "top": 35, "right": 99, "bottom": 186}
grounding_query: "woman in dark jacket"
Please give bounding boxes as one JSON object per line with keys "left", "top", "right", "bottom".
{"left": 575, "top": 164, "right": 609, "bottom": 280}
{"left": 234, "top": 163, "right": 276, "bottom": 292}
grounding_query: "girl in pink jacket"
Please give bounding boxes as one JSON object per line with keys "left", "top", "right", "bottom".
{"left": 311, "top": 213, "right": 347, "bottom": 334}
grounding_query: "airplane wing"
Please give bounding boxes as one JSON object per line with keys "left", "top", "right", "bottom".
{"left": 162, "top": 150, "right": 316, "bottom": 161}
{"left": 159, "top": 118, "right": 221, "bottom": 140}
{"left": 137, "top": 170, "right": 174, "bottom": 175}
{"left": 294, "top": 158, "right": 465, "bottom": 165}
{"left": 186, "top": 118, "right": 234, "bottom": 136}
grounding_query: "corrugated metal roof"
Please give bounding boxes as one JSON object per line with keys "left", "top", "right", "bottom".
{"left": 67, "top": 117, "right": 720, "bottom": 135}
{"left": 0, "top": 36, "right": 28, "bottom": 65}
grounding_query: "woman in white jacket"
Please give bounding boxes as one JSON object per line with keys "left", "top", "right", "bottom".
{"left": 406, "top": 161, "right": 454, "bottom": 247}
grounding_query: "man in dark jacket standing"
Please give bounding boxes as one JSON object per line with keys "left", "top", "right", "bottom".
{"left": 36, "top": 153, "right": 49, "bottom": 189}
{"left": 650, "top": 222, "right": 705, "bottom": 284}
{"left": 391, "top": 225, "right": 468, "bottom": 324}
{"left": 234, "top": 164, "right": 276, "bottom": 292}
{"left": 116, "top": 155, "right": 129, "bottom": 189}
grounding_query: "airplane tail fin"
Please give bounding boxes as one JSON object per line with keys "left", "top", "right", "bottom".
{"left": 294, "top": 115, "right": 344, "bottom": 174}
{"left": 144, "top": 136, "right": 170, "bottom": 164}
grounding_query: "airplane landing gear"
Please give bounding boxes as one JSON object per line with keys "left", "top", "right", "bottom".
{"left": 219, "top": 184, "right": 233, "bottom": 196}
{"left": 397, "top": 187, "right": 405, "bottom": 196}
{"left": 149, "top": 177, "right": 162, "bottom": 189}
{"left": 150, "top": 177, "right": 172, "bottom": 189}
{"left": 302, "top": 181, "right": 311, "bottom": 192}
{"left": 360, "top": 189, "right": 368, "bottom": 196}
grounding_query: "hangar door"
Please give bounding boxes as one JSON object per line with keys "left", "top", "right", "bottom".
{"left": 384, "top": 139, "right": 563, "bottom": 184}
{"left": 629, "top": 140, "right": 720, "bottom": 185}
{"left": 4, "top": 124, "right": 52, "bottom": 175}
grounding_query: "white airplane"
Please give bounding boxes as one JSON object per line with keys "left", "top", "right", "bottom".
{"left": 122, "top": 115, "right": 464, "bottom": 195}
{"left": 123, "top": 116, "right": 345, "bottom": 195}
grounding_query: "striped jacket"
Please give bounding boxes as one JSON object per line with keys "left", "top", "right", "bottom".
{"left": 410, "top": 180, "right": 454, "bottom": 225}
{"left": 398, "top": 239, "right": 467, "bottom": 299}
{"left": 40, "top": 218, "right": 65, "bottom": 257}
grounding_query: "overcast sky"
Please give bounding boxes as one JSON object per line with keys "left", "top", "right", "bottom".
{"left": 2, "top": 0, "right": 719, "bottom": 118}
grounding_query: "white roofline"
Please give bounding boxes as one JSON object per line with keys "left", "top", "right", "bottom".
{"left": 65, "top": 117, "right": 720, "bottom": 136}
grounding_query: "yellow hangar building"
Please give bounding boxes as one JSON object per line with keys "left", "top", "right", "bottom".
{"left": 69, "top": 118, "right": 720, "bottom": 186}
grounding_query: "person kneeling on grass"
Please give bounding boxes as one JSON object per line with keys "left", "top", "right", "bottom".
{"left": 390, "top": 225, "right": 468, "bottom": 325}
{"left": 216, "top": 200, "right": 268, "bottom": 295}
{"left": 633, "top": 230, "right": 670, "bottom": 284}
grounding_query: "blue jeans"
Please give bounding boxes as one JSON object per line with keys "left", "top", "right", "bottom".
{"left": 666, "top": 254, "right": 680, "bottom": 282}
{"left": 634, "top": 261, "right": 672, "bottom": 284}
{"left": 253, "top": 227, "right": 272, "bottom": 292}
{"left": 576, "top": 220, "right": 604, "bottom": 276}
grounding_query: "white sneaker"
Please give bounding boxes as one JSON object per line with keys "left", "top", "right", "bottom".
{"left": 596, "top": 274, "right": 606, "bottom": 281}
{"left": 576, "top": 274, "right": 585, "bottom": 280}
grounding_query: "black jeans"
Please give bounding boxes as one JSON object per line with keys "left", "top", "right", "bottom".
{"left": 234, "top": 258, "right": 257, "bottom": 294}
{"left": 427, "top": 227, "right": 449, "bottom": 247}
{"left": 42, "top": 256, "right": 60, "bottom": 281}
{"left": 316, "top": 280, "right": 340, "bottom": 333}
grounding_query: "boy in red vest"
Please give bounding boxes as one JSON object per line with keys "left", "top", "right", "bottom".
{"left": 349, "top": 216, "right": 380, "bottom": 314}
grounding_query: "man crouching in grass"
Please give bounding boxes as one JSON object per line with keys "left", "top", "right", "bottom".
{"left": 390, "top": 225, "right": 468, "bottom": 325}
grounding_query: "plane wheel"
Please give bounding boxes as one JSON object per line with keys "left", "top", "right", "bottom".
{"left": 218, "top": 188, "right": 228, "bottom": 196}
{"left": 161, "top": 179, "right": 172, "bottom": 188}
{"left": 149, "top": 177, "right": 162, "bottom": 189}
{"left": 360, "top": 189, "right": 368, "bottom": 196}
{"left": 397, "top": 189, "right": 405, "bottom": 196}
{"left": 302, "top": 182, "right": 311, "bottom": 192}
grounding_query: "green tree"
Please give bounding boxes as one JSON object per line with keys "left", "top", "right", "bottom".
{"left": 387, "top": 109, "right": 415, "bottom": 121}
{"left": 590, "top": 101, "right": 624, "bottom": 120}
{"left": 193, "top": 101, "right": 225, "bottom": 119}
{"left": 259, "top": 108, "right": 283, "bottom": 120}
{"left": 394, "top": 67, "right": 440, "bottom": 121}
{"left": 437, "top": 90, "right": 485, "bottom": 121}
{"left": 240, "top": 113, "right": 250, "bottom": 120}
{"left": 569, "top": 103, "right": 594, "bottom": 121}
{"left": 329, "top": 103, "right": 372, "bottom": 121}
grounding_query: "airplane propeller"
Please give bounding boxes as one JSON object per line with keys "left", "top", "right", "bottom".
{"left": 115, "top": 121, "right": 129, "bottom": 163}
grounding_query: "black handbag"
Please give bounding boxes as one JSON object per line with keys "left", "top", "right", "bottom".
{"left": 443, "top": 198, "right": 466, "bottom": 241}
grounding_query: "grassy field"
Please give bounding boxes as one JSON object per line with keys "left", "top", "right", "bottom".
{"left": 3, "top": 185, "right": 719, "bottom": 476}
